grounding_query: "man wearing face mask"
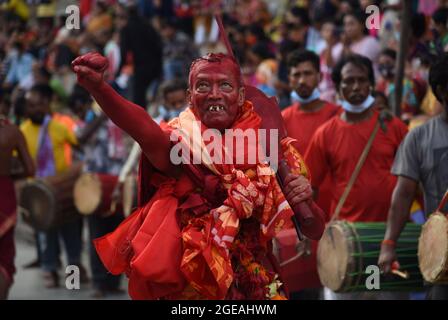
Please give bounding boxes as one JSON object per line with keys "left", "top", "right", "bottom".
{"left": 305, "top": 54, "right": 408, "bottom": 226}
{"left": 305, "top": 54, "right": 408, "bottom": 299}
{"left": 280, "top": 50, "right": 340, "bottom": 299}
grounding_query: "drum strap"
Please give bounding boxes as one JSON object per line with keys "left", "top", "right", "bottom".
{"left": 330, "top": 117, "right": 381, "bottom": 223}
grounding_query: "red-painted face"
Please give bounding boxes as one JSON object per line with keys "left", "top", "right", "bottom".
{"left": 188, "top": 61, "right": 245, "bottom": 131}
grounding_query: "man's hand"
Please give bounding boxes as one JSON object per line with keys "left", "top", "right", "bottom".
{"left": 378, "top": 244, "right": 397, "bottom": 274}
{"left": 282, "top": 173, "right": 313, "bottom": 208}
{"left": 71, "top": 52, "right": 109, "bottom": 91}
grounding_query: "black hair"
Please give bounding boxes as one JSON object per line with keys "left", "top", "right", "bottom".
{"left": 331, "top": 54, "right": 375, "bottom": 91}
{"left": 290, "top": 6, "right": 310, "bottom": 26}
{"left": 432, "top": 8, "right": 448, "bottom": 27}
{"left": 160, "top": 79, "right": 187, "bottom": 99}
{"left": 429, "top": 53, "right": 448, "bottom": 102}
{"left": 251, "top": 42, "right": 275, "bottom": 60}
{"left": 411, "top": 13, "right": 427, "bottom": 39}
{"left": 29, "top": 84, "right": 53, "bottom": 101}
{"left": 68, "top": 85, "right": 92, "bottom": 111}
{"left": 287, "top": 49, "right": 320, "bottom": 73}
{"left": 343, "top": 10, "right": 369, "bottom": 35}
{"left": 380, "top": 48, "right": 397, "bottom": 61}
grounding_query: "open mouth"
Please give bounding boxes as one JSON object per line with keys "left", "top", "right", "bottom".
{"left": 207, "top": 105, "right": 225, "bottom": 112}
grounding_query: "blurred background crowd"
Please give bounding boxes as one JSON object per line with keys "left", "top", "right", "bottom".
{"left": 1, "top": 0, "right": 448, "bottom": 300}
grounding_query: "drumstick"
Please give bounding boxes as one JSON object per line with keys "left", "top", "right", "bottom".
{"left": 391, "top": 269, "right": 410, "bottom": 279}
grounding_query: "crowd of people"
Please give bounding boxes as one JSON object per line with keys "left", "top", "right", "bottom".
{"left": 0, "top": 0, "right": 447, "bottom": 300}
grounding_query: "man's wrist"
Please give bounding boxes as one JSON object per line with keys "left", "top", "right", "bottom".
{"left": 381, "top": 239, "right": 396, "bottom": 247}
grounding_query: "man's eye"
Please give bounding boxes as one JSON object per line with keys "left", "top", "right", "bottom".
{"left": 197, "top": 83, "right": 209, "bottom": 89}
{"left": 221, "top": 82, "right": 232, "bottom": 89}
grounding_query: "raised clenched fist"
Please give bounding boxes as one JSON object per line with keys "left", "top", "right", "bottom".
{"left": 71, "top": 52, "right": 109, "bottom": 92}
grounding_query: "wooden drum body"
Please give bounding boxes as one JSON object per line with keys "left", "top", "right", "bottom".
{"left": 19, "top": 165, "right": 81, "bottom": 231}
{"left": 317, "top": 221, "right": 423, "bottom": 292}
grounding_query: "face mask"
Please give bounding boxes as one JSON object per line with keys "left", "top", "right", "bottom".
{"left": 158, "top": 105, "right": 184, "bottom": 122}
{"left": 290, "top": 88, "right": 320, "bottom": 104}
{"left": 340, "top": 94, "right": 375, "bottom": 114}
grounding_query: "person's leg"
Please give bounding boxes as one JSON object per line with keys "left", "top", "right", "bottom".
{"left": 38, "top": 230, "right": 60, "bottom": 287}
{"left": 60, "top": 218, "right": 87, "bottom": 283}
{"left": 88, "top": 213, "right": 123, "bottom": 295}
{"left": 60, "top": 218, "right": 82, "bottom": 267}
{"left": 0, "top": 228, "right": 16, "bottom": 300}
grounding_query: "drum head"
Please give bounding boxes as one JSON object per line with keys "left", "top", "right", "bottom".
{"left": 317, "top": 221, "right": 355, "bottom": 292}
{"left": 123, "top": 175, "right": 136, "bottom": 217}
{"left": 418, "top": 213, "right": 448, "bottom": 283}
{"left": 73, "top": 173, "right": 102, "bottom": 215}
{"left": 20, "top": 181, "right": 55, "bottom": 231}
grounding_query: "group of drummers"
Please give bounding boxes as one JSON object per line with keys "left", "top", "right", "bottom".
{"left": 1, "top": 48, "right": 448, "bottom": 300}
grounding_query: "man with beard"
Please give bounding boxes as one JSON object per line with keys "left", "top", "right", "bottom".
{"left": 280, "top": 49, "right": 340, "bottom": 300}
{"left": 20, "top": 84, "right": 85, "bottom": 288}
{"left": 0, "top": 92, "right": 34, "bottom": 299}
{"left": 304, "top": 54, "right": 408, "bottom": 299}
{"left": 71, "top": 51, "right": 326, "bottom": 300}
{"left": 379, "top": 53, "right": 448, "bottom": 300}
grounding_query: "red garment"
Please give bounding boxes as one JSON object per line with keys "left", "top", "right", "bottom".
{"left": 0, "top": 176, "right": 17, "bottom": 286}
{"left": 304, "top": 111, "right": 408, "bottom": 222}
{"left": 282, "top": 101, "right": 340, "bottom": 218}
{"left": 282, "top": 101, "right": 340, "bottom": 155}
{"left": 81, "top": 73, "right": 324, "bottom": 299}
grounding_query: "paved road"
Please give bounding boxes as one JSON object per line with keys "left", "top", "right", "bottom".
{"left": 8, "top": 216, "right": 129, "bottom": 300}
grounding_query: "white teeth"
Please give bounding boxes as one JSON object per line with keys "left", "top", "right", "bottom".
{"left": 208, "top": 105, "right": 224, "bottom": 111}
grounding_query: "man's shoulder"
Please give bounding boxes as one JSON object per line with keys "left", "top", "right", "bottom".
{"left": 281, "top": 104, "right": 297, "bottom": 117}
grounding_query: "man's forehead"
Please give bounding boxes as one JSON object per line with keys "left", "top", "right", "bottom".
{"left": 193, "top": 71, "right": 238, "bottom": 82}
{"left": 290, "top": 61, "right": 317, "bottom": 73}
{"left": 341, "top": 63, "right": 368, "bottom": 78}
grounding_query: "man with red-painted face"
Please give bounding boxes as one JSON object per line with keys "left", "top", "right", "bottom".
{"left": 72, "top": 51, "right": 325, "bottom": 300}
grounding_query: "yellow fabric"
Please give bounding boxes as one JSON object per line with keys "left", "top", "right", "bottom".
{"left": 20, "top": 118, "right": 78, "bottom": 174}
{"left": 2, "top": 0, "right": 30, "bottom": 20}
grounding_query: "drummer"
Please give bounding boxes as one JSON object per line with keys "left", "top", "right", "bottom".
{"left": 304, "top": 54, "right": 408, "bottom": 299}
{"left": 379, "top": 53, "right": 448, "bottom": 300}
{"left": 21, "top": 84, "right": 89, "bottom": 288}
{"left": 0, "top": 91, "right": 35, "bottom": 299}
{"left": 68, "top": 86, "right": 131, "bottom": 298}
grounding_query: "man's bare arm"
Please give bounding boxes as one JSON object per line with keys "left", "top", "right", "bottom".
{"left": 14, "top": 128, "right": 35, "bottom": 178}
{"left": 72, "top": 52, "right": 174, "bottom": 174}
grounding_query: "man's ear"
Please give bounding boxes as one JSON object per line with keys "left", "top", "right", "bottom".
{"left": 238, "top": 86, "right": 245, "bottom": 106}
{"left": 186, "top": 89, "right": 192, "bottom": 106}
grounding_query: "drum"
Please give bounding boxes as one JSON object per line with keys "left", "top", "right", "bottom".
{"left": 122, "top": 174, "right": 137, "bottom": 217}
{"left": 317, "top": 221, "right": 423, "bottom": 292}
{"left": 273, "top": 228, "right": 320, "bottom": 293}
{"left": 418, "top": 192, "right": 448, "bottom": 284}
{"left": 73, "top": 173, "right": 119, "bottom": 216}
{"left": 18, "top": 164, "right": 82, "bottom": 231}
